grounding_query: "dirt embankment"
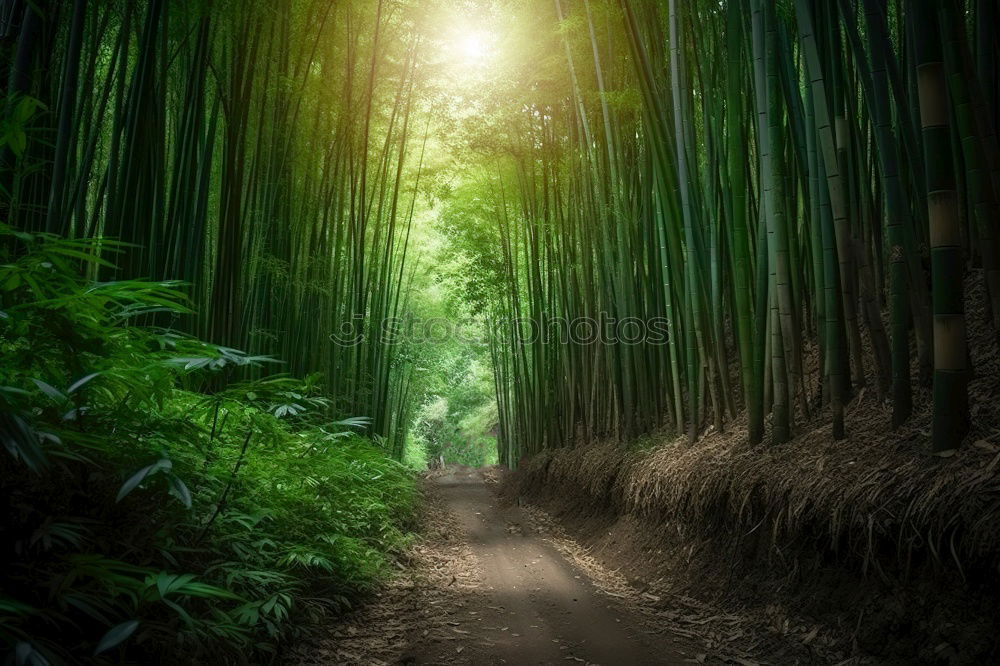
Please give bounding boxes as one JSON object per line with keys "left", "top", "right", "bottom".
{"left": 502, "top": 418, "right": 1000, "bottom": 664}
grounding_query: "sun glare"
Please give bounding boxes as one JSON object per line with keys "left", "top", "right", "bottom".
{"left": 458, "top": 31, "right": 488, "bottom": 61}
{"left": 438, "top": 20, "right": 497, "bottom": 74}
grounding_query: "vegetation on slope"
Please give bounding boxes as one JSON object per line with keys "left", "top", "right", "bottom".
{"left": 0, "top": 228, "right": 417, "bottom": 663}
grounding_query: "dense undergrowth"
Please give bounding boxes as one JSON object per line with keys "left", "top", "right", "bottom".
{"left": 0, "top": 227, "right": 418, "bottom": 664}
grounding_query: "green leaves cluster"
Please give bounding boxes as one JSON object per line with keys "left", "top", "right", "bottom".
{"left": 0, "top": 229, "right": 417, "bottom": 663}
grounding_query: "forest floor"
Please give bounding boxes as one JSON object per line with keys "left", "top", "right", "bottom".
{"left": 289, "top": 466, "right": 776, "bottom": 665}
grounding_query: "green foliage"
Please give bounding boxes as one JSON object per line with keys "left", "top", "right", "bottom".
{"left": 4, "top": 0, "right": 430, "bottom": 461}
{"left": 412, "top": 386, "right": 499, "bottom": 468}
{"left": 0, "top": 94, "right": 43, "bottom": 158}
{"left": 402, "top": 433, "right": 430, "bottom": 470}
{"left": 402, "top": 275, "right": 499, "bottom": 469}
{"left": 0, "top": 229, "right": 417, "bottom": 663}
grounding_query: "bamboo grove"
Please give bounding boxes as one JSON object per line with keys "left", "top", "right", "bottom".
{"left": 486, "top": 0, "right": 999, "bottom": 464}
{"left": 3, "top": 0, "right": 999, "bottom": 468}
{"left": 1, "top": 0, "right": 428, "bottom": 455}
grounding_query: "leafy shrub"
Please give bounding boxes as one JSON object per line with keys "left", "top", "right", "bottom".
{"left": 0, "top": 226, "right": 417, "bottom": 663}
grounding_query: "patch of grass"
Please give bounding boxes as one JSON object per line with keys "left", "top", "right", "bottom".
{"left": 402, "top": 433, "right": 430, "bottom": 470}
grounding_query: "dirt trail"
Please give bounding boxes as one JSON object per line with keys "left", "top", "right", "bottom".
{"left": 399, "top": 468, "right": 691, "bottom": 665}
{"left": 293, "top": 469, "right": 874, "bottom": 666}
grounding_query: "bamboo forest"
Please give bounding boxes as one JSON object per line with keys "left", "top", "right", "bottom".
{"left": 2, "top": 0, "right": 1000, "bottom": 663}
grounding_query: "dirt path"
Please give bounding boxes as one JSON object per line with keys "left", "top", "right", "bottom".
{"left": 397, "top": 468, "right": 691, "bottom": 665}
{"left": 291, "top": 469, "right": 869, "bottom": 666}
{"left": 291, "top": 468, "right": 697, "bottom": 665}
